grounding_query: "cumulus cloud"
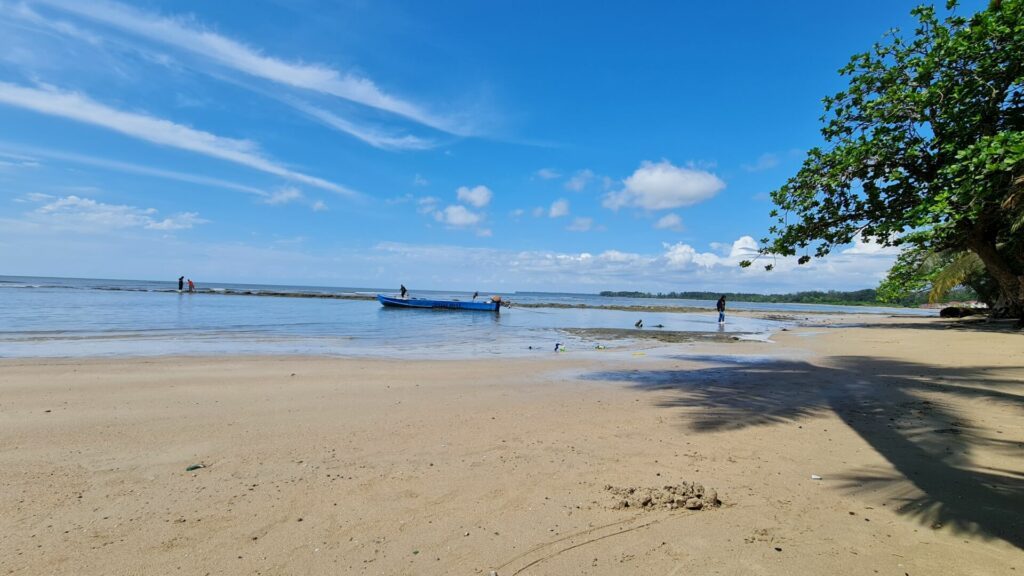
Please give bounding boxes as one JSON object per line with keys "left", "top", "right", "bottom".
{"left": 564, "top": 169, "right": 594, "bottom": 192}
{"left": 567, "top": 217, "right": 593, "bottom": 232}
{"left": 369, "top": 235, "right": 821, "bottom": 292}
{"left": 548, "top": 199, "right": 569, "bottom": 218}
{"left": 842, "top": 234, "right": 901, "bottom": 256}
{"left": 653, "top": 213, "right": 684, "bottom": 232}
{"left": 434, "top": 205, "right": 482, "bottom": 227}
{"left": 603, "top": 160, "right": 725, "bottom": 211}
{"left": 456, "top": 185, "right": 493, "bottom": 208}
{"left": 663, "top": 236, "right": 759, "bottom": 269}
{"left": 30, "top": 194, "right": 207, "bottom": 231}
{"left": 535, "top": 168, "right": 561, "bottom": 180}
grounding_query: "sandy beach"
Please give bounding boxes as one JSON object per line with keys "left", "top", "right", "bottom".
{"left": 1, "top": 315, "right": 1021, "bottom": 575}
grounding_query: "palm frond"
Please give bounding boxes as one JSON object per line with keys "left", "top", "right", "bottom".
{"left": 929, "top": 252, "right": 984, "bottom": 304}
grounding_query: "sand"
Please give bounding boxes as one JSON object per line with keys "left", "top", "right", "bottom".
{"left": 1, "top": 315, "right": 1021, "bottom": 575}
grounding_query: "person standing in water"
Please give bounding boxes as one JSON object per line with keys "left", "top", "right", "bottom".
{"left": 187, "top": 278, "right": 195, "bottom": 293}
{"left": 178, "top": 276, "right": 184, "bottom": 291}
{"left": 400, "top": 284, "right": 408, "bottom": 299}
{"left": 716, "top": 295, "right": 727, "bottom": 324}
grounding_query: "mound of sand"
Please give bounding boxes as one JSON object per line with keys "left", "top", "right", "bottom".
{"left": 605, "top": 482, "right": 720, "bottom": 511}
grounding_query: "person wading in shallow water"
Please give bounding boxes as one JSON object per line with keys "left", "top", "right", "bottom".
{"left": 400, "top": 284, "right": 408, "bottom": 299}
{"left": 187, "top": 278, "right": 195, "bottom": 293}
{"left": 178, "top": 276, "right": 184, "bottom": 291}
{"left": 717, "top": 295, "right": 727, "bottom": 324}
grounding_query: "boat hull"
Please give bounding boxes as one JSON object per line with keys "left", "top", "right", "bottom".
{"left": 377, "top": 294, "right": 500, "bottom": 312}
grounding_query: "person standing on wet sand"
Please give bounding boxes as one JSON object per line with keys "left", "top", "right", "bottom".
{"left": 717, "top": 295, "right": 727, "bottom": 324}
{"left": 178, "top": 276, "right": 184, "bottom": 291}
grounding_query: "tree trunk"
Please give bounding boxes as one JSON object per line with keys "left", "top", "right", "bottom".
{"left": 967, "top": 235, "right": 1024, "bottom": 322}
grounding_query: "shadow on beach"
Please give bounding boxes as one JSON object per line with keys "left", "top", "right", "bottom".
{"left": 582, "top": 355, "right": 1024, "bottom": 549}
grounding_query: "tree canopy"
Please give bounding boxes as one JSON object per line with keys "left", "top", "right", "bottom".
{"left": 748, "top": 0, "right": 1024, "bottom": 319}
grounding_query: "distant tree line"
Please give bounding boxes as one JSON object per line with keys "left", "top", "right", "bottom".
{"left": 598, "top": 288, "right": 979, "bottom": 307}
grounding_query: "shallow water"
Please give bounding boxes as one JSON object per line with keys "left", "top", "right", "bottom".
{"left": 0, "top": 276, "right": 931, "bottom": 358}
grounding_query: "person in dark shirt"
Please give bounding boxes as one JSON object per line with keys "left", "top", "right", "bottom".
{"left": 717, "top": 295, "right": 727, "bottom": 324}
{"left": 400, "top": 284, "right": 408, "bottom": 299}
{"left": 178, "top": 276, "right": 184, "bottom": 291}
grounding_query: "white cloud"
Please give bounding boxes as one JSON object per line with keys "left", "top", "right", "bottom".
{"left": 564, "top": 169, "right": 594, "bottom": 192}
{"left": 417, "top": 196, "right": 439, "bottom": 214}
{"left": 603, "top": 160, "right": 725, "bottom": 211}
{"left": 311, "top": 200, "right": 328, "bottom": 212}
{"left": 413, "top": 174, "right": 429, "bottom": 187}
{"left": 292, "top": 101, "right": 435, "bottom": 151}
{"left": 653, "top": 213, "right": 684, "bottom": 232}
{"left": 0, "top": 218, "right": 901, "bottom": 293}
{"left": 34, "top": 0, "right": 462, "bottom": 133}
{"left": 567, "top": 217, "right": 593, "bottom": 232}
{"left": 742, "top": 153, "right": 779, "bottom": 172}
{"left": 147, "top": 212, "right": 206, "bottom": 230}
{"left": 30, "top": 194, "right": 207, "bottom": 231}
{"left": 842, "top": 234, "right": 901, "bottom": 256}
{"left": 532, "top": 207, "right": 545, "bottom": 218}
{"left": 476, "top": 228, "right": 493, "bottom": 238}
{"left": 262, "top": 187, "right": 304, "bottom": 205}
{"left": 0, "top": 150, "right": 42, "bottom": 171}
{"left": 509, "top": 208, "right": 525, "bottom": 219}
{"left": 548, "top": 199, "right": 569, "bottom": 218}
{"left": 0, "top": 143, "right": 267, "bottom": 196}
{"left": 536, "top": 168, "right": 561, "bottom": 180}
{"left": 662, "top": 236, "right": 759, "bottom": 269}
{"left": 0, "top": 82, "right": 356, "bottom": 196}
{"left": 456, "top": 185, "right": 492, "bottom": 208}
{"left": 434, "top": 205, "right": 482, "bottom": 227}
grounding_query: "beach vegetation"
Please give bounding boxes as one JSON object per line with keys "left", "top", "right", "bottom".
{"left": 747, "top": 0, "right": 1024, "bottom": 321}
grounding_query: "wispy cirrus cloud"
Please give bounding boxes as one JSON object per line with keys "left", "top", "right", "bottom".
{"left": 0, "top": 142, "right": 267, "bottom": 197}
{"left": 291, "top": 101, "right": 436, "bottom": 151}
{"left": 32, "top": 0, "right": 464, "bottom": 134}
{"left": 0, "top": 82, "right": 357, "bottom": 197}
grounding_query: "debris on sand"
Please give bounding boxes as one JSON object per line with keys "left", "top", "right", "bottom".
{"left": 605, "top": 482, "right": 720, "bottom": 511}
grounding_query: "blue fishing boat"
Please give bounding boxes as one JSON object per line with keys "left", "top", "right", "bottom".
{"left": 377, "top": 294, "right": 501, "bottom": 312}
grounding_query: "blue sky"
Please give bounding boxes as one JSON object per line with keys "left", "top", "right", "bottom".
{"left": 0, "top": 0, "right": 985, "bottom": 292}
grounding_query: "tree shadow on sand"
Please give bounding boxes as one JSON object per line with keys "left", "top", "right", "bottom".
{"left": 583, "top": 356, "right": 1024, "bottom": 549}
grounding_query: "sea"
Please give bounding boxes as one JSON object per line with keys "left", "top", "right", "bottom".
{"left": 0, "top": 276, "right": 936, "bottom": 359}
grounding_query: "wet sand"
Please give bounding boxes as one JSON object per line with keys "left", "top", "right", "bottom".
{"left": 1, "top": 315, "right": 1021, "bottom": 575}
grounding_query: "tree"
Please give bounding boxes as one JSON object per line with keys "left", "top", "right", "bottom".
{"left": 747, "top": 0, "right": 1024, "bottom": 321}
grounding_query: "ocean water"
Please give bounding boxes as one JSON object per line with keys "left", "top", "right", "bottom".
{"left": 0, "top": 276, "right": 934, "bottom": 359}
